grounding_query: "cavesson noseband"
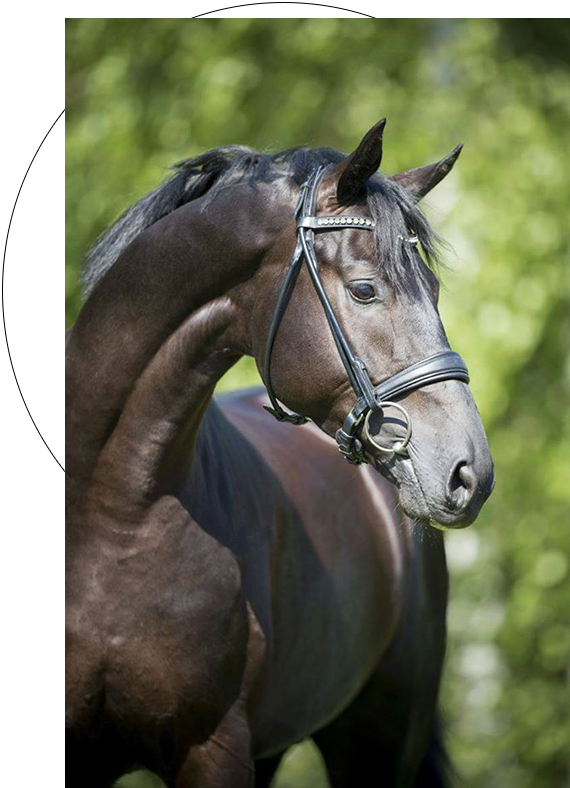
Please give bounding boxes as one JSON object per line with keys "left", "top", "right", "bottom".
{"left": 263, "top": 165, "right": 470, "bottom": 464}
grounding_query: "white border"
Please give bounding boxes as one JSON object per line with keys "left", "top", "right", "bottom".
{"left": 0, "top": 3, "right": 63, "bottom": 788}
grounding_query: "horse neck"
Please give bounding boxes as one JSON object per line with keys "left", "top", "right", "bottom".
{"left": 66, "top": 182, "right": 289, "bottom": 521}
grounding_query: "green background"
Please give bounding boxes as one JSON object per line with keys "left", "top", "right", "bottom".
{"left": 66, "top": 19, "right": 570, "bottom": 788}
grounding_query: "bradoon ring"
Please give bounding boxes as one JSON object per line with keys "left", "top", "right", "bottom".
{"left": 362, "top": 401, "right": 412, "bottom": 456}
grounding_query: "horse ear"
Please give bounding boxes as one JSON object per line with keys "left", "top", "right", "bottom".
{"left": 390, "top": 144, "right": 463, "bottom": 201}
{"left": 333, "top": 119, "right": 386, "bottom": 205}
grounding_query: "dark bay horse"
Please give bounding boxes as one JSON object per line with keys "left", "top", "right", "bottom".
{"left": 66, "top": 120, "right": 494, "bottom": 788}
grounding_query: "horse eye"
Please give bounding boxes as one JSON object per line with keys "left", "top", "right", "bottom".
{"left": 349, "top": 282, "right": 376, "bottom": 302}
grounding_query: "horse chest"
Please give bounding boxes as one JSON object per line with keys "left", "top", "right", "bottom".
{"left": 66, "top": 497, "right": 250, "bottom": 739}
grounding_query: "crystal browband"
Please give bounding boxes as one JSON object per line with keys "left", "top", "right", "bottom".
{"left": 298, "top": 216, "right": 375, "bottom": 230}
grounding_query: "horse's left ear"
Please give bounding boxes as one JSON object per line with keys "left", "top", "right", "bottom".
{"left": 390, "top": 144, "right": 463, "bottom": 201}
{"left": 332, "top": 119, "right": 386, "bottom": 205}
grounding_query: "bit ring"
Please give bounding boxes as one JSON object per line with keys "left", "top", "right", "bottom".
{"left": 362, "top": 401, "right": 412, "bottom": 456}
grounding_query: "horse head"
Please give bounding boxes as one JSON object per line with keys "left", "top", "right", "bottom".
{"left": 251, "top": 121, "right": 494, "bottom": 528}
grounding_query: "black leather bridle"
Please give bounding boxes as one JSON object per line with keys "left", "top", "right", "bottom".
{"left": 263, "top": 165, "right": 470, "bottom": 464}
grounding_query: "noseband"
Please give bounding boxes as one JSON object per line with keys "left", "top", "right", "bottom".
{"left": 262, "top": 165, "right": 470, "bottom": 465}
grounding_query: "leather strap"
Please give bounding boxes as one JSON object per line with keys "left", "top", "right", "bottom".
{"left": 374, "top": 350, "right": 469, "bottom": 401}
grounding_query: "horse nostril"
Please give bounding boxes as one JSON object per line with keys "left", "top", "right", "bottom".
{"left": 447, "top": 460, "right": 477, "bottom": 511}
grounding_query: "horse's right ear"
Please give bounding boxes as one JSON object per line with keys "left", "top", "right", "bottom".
{"left": 325, "top": 119, "right": 386, "bottom": 206}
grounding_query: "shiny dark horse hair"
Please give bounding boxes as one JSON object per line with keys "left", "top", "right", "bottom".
{"left": 80, "top": 146, "right": 452, "bottom": 787}
{"left": 83, "top": 144, "right": 443, "bottom": 296}
{"left": 417, "top": 717, "right": 453, "bottom": 788}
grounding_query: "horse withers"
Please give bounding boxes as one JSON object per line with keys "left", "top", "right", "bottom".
{"left": 66, "top": 120, "right": 494, "bottom": 788}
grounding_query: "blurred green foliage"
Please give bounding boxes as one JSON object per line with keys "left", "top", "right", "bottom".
{"left": 66, "top": 19, "right": 570, "bottom": 788}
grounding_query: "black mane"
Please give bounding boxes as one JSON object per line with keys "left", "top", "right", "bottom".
{"left": 82, "top": 145, "right": 441, "bottom": 294}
